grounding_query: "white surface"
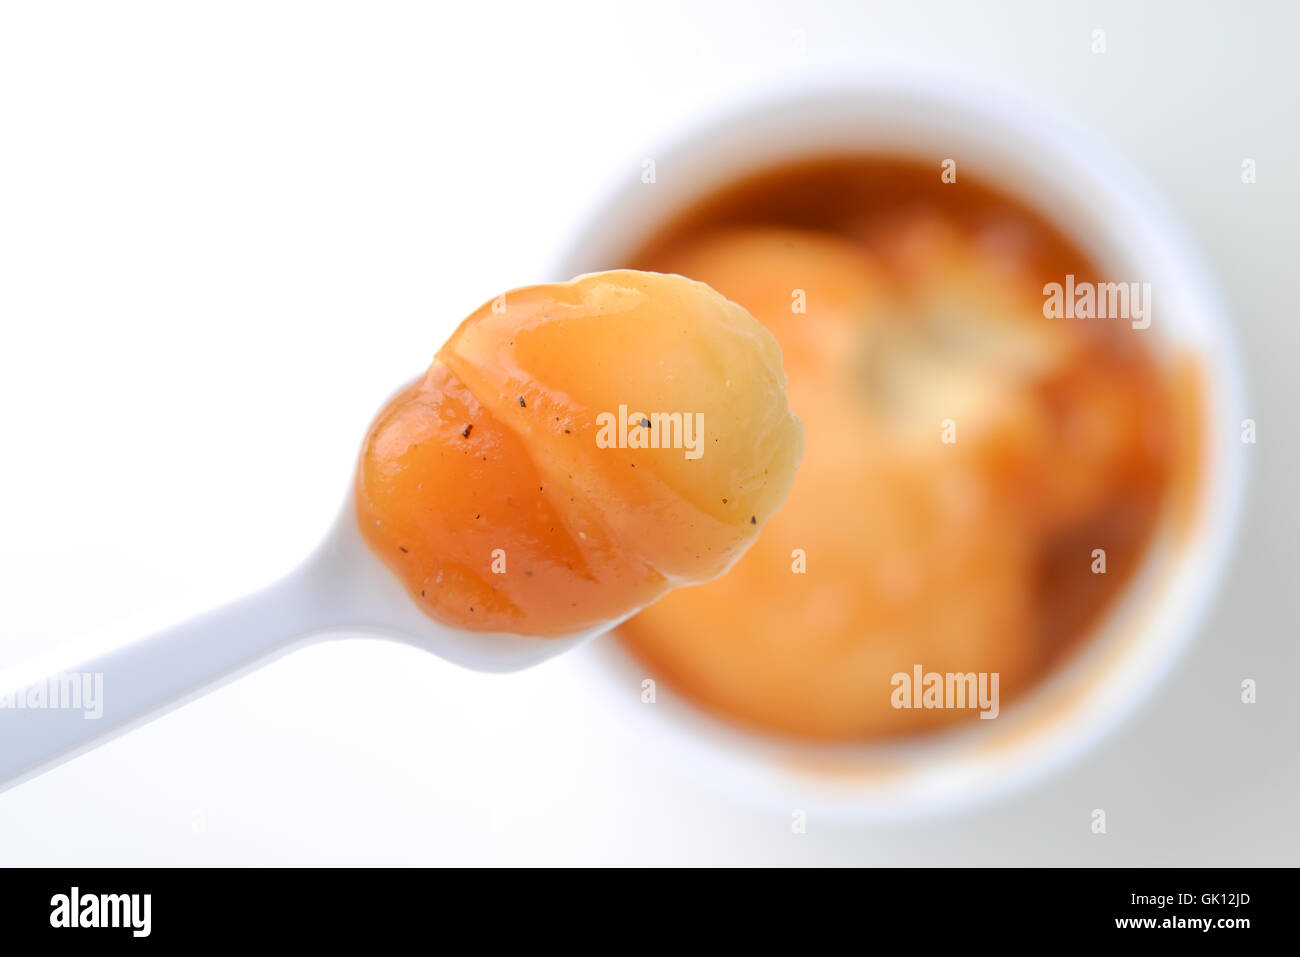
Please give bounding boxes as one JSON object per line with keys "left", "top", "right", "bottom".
{"left": 0, "top": 0, "right": 1295, "bottom": 865}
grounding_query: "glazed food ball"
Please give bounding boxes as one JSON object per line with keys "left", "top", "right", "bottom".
{"left": 356, "top": 270, "right": 804, "bottom": 637}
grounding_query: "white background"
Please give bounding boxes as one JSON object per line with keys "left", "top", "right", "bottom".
{"left": 1, "top": 0, "right": 1295, "bottom": 865}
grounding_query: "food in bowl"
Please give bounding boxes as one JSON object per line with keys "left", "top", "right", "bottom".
{"left": 615, "top": 157, "right": 1194, "bottom": 740}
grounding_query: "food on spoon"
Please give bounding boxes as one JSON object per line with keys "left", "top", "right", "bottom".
{"left": 355, "top": 269, "right": 804, "bottom": 637}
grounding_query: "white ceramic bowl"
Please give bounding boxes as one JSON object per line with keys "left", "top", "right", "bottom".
{"left": 554, "top": 67, "right": 1247, "bottom": 821}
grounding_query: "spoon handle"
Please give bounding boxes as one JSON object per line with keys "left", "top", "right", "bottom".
{"left": 0, "top": 564, "right": 332, "bottom": 793}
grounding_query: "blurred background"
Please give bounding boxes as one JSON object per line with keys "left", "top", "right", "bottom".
{"left": 0, "top": 0, "right": 1295, "bottom": 865}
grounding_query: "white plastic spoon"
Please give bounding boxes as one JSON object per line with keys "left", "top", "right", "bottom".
{"left": 0, "top": 269, "right": 804, "bottom": 795}
{"left": 0, "top": 488, "right": 621, "bottom": 794}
